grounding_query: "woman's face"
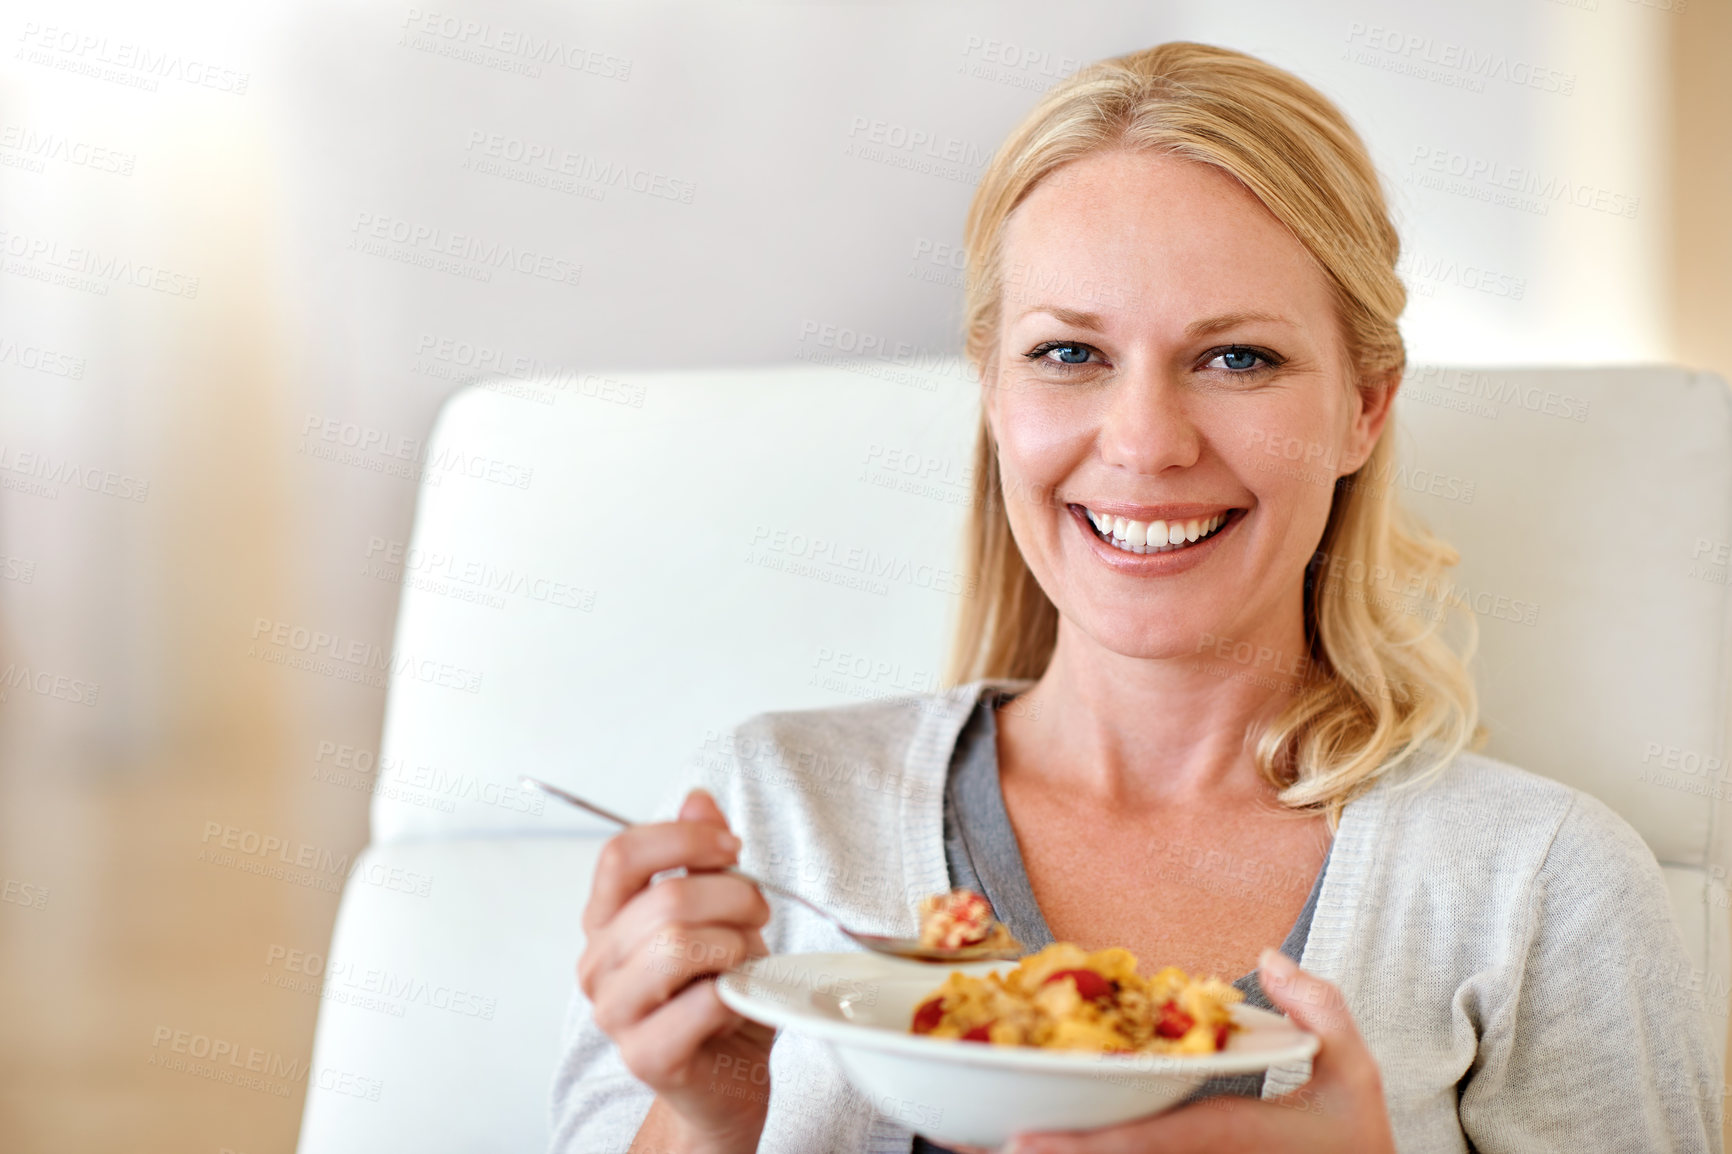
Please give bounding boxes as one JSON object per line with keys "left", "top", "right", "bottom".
{"left": 984, "top": 149, "right": 1394, "bottom": 662}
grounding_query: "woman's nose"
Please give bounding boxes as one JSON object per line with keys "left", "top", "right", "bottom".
{"left": 1096, "top": 366, "right": 1203, "bottom": 475}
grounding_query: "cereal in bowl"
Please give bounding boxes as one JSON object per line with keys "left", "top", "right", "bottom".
{"left": 909, "top": 942, "right": 1242, "bottom": 1054}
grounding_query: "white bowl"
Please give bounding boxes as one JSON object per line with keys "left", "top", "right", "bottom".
{"left": 717, "top": 951, "right": 1320, "bottom": 1147}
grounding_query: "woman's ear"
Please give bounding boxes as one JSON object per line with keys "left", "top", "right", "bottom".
{"left": 1343, "top": 368, "right": 1400, "bottom": 474}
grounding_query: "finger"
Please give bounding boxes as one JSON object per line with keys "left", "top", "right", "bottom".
{"left": 613, "top": 976, "right": 751, "bottom": 1092}
{"left": 583, "top": 818, "right": 741, "bottom": 934}
{"left": 678, "top": 787, "right": 729, "bottom": 828}
{"left": 1256, "top": 948, "right": 1362, "bottom": 1046}
{"left": 582, "top": 872, "right": 770, "bottom": 989}
{"left": 590, "top": 923, "right": 755, "bottom": 1036}
{"left": 1259, "top": 949, "right": 1390, "bottom": 1119}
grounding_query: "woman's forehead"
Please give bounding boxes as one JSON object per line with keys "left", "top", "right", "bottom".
{"left": 1000, "top": 150, "right": 1334, "bottom": 331}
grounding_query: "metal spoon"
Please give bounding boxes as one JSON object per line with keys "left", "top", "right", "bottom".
{"left": 521, "top": 775, "right": 1024, "bottom": 963}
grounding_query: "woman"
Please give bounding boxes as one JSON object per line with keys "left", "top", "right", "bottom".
{"left": 551, "top": 42, "right": 1721, "bottom": 1154}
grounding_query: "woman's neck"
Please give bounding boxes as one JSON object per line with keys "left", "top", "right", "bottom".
{"left": 996, "top": 615, "right": 1311, "bottom": 813}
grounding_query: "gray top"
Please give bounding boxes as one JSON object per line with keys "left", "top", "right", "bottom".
{"left": 913, "top": 688, "right": 1328, "bottom": 1153}
{"left": 549, "top": 677, "right": 1723, "bottom": 1154}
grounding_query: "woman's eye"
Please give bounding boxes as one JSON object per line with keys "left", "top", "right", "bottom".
{"left": 1206, "top": 346, "right": 1276, "bottom": 373}
{"left": 1025, "top": 341, "right": 1098, "bottom": 367}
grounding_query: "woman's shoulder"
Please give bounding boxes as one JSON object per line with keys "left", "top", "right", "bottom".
{"left": 1358, "top": 749, "right": 1680, "bottom": 1000}
{"left": 711, "top": 677, "right": 1029, "bottom": 773}
{"left": 727, "top": 687, "right": 959, "bottom": 757}
{"left": 1376, "top": 746, "right": 1661, "bottom": 882}
{"left": 706, "top": 686, "right": 961, "bottom": 797}
{"left": 689, "top": 680, "right": 1003, "bottom": 829}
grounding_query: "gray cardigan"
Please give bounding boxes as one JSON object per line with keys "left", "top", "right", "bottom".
{"left": 550, "top": 678, "right": 1723, "bottom": 1153}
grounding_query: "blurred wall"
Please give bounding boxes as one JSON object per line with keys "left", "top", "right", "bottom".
{"left": 0, "top": 0, "right": 1700, "bottom": 801}
{"left": 0, "top": 0, "right": 1724, "bottom": 1151}
{"left": 1672, "top": 0, "right": 1732, "bottom": 381}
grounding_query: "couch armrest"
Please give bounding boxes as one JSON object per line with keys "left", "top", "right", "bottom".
{"left": 297, "top": 836, "right": 603, "bottom": 1154}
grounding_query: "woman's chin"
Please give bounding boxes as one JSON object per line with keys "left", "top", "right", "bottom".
{"left": 1076, "top": 623, "right": 1234, "bottom": 664}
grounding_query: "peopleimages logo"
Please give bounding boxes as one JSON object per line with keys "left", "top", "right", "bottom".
{"left": 398, "top": 8, "right": 633, "bottom": 80}
{"left": 0, "top": 441, "right": 150, "bottom": 502}
{"left": 461, "top": 131, "right": 694, "bottom": 203}
{"left": 0, "top": 123, "right": 136, "bottom": 176}
{"left": 1344, "top": 22, "right": 1576, "bottom": 94}
{"left": 844, "top": 116, "right": 992, "bottom": 167}
{"left": 15, "top": 22, "right": 251, "bottom": 95}
{"left": 0, "top": 335, "right": 85, "bottom": 378}
{"left": 299, "top": 414, "right": 536, "bottom": 490}
{"left": 248, "top": 616, "right": 485, "bottom": 694}
{"left": 1407, "top": 146, "right": 1640, "bottom": 219}
{"left": 1398, "top": 251, "right": 1526, "bottom": 301}
{"left": 199, "top": 819, "right": 436, "bottom": 897}
{"left": 347, "top": 211, "right": 582, "bottom": 287}
{"left": 149, "top": 1027, "right": 303, "bottom": 1080}
{"left": 747, "top": 523, "right": 976, "bottom": 598}
{"left": 0, "top": 663, "right": 101, "bottom": 707}
{"left": 0, "top": 227, "right": 200, "bottom": 297}
{"left": 1402, "top": 367, "right": 1590, "bottom": 423}
{"left": 311, "top": 740, "right": 547, "bottom": 816}
{"left": 363, "top": 536, "right": 595, "bottom": 611}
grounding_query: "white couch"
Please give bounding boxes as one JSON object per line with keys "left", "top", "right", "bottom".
{"left": 296, "top": 360, "right": 1732, "bottom": 1152}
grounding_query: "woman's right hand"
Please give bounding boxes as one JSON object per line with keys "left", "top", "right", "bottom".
{"left": 577, "top": 788, "right": 777, "bottom": 1154}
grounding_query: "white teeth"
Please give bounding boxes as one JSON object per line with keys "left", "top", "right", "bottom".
{"left": 1081, "top": 508, "right": 1233, "bottom": 555}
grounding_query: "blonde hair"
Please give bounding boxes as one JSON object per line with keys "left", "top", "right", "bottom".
{"left": 945, "top": 42, "right": 1485, "bottom": 830}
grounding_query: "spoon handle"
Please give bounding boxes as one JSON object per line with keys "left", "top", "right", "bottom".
{"left": 521, "top": 776, "right": 636, "bottom": 828}
{"left": 520, "top": 776, "right": 849, "bottom": 931}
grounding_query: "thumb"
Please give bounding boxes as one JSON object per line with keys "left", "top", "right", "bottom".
{"left": 1257, "top": 947, "right": 1359, "bottom": 1046}
{"left": 678, "top": 786, "right": 729, "bottom": 829}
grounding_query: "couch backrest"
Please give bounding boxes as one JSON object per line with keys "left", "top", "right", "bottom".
{"left": 371, "top": 359, "right": 983, "bottom": 841}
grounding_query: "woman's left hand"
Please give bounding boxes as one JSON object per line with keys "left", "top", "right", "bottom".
{"left": 958, "top": 949, "right": 1396, "bottom": 1154}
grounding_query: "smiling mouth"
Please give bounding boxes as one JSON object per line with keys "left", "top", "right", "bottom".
{"left": 1073, "top": 505, "right": 1243, "bottom": 555}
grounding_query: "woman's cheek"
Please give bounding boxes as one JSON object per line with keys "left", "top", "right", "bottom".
{"left": 996, "top": 392, "right": 1095, "bottom": 495}
{"left": 1230, "top": 408, "right": 1340, "bottom": 491}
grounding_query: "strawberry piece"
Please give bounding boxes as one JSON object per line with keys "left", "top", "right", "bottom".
{"left": 912, "top": 997, "right": 944, "bottom": 1035}
{"left": 1214, "top": 1022, "right": 1232, "bottom": 1050}
{"left": 961, "top": 1022, "right": 994, "bottom": 1042}
{"left": 1044, "top": 968, "right": 1113, "bottom": 1001}
{"left": 1155, "top": 1000, "right": 1196, "bottom": 1039}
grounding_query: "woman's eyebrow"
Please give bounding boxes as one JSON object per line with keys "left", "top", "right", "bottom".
{"left": 1184, "top": 310, "right": 1295, "bottom": 336}
{"left": 1019, "top": 304, "right": 1106, "bottom": 330}
{"left": 1017, "top": 306, "right": 1298, "bottom": 337}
